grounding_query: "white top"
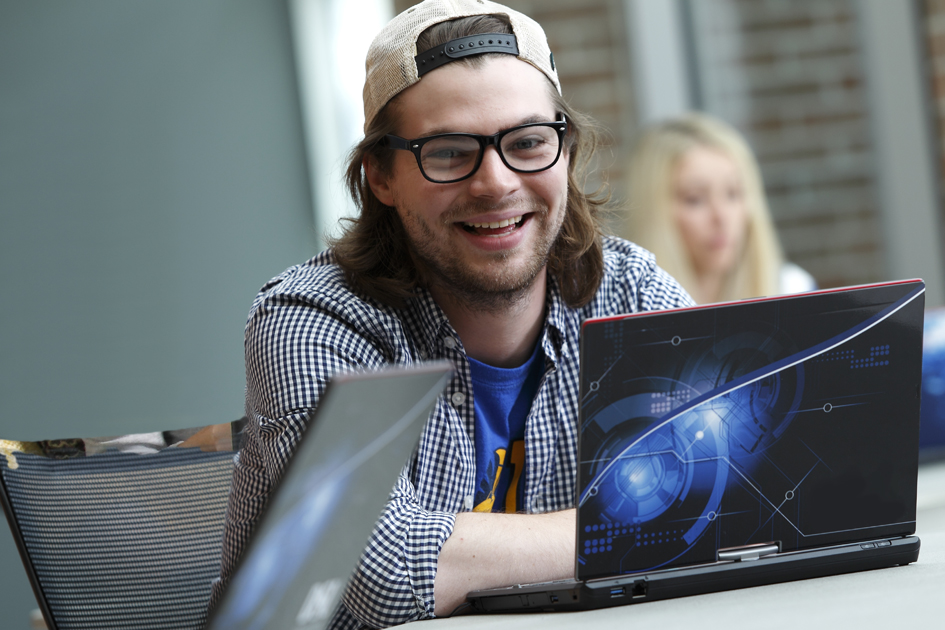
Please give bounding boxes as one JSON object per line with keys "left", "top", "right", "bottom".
{"left": 779, "top": 262, "right": 817, "bottom": 295}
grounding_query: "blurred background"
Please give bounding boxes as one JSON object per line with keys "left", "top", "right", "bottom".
{"left": 2, "top": 0, "right": 945, "bottom": 624}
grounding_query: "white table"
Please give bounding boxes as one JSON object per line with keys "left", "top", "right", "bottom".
{"left": 428, "top": 461, "right": 945, "bottom": 629}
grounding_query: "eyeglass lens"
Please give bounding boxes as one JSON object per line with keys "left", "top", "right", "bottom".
{"left": 419, "top": 125, "right": 561, "bottom": 182}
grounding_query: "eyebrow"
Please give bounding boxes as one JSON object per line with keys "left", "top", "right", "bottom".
{"left": 414, "top": 114, "right": 556, "bottom": 138}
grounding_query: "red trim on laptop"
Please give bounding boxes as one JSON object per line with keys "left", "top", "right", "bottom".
{"left": 582, "top": 279, "right": 925, "bottom": 329}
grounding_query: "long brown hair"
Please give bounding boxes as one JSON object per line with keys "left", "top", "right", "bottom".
{"left": 331, "top": 15, "right": 608, "bottom": 309}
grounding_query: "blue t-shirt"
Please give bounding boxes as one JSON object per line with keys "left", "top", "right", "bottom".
{"left": 469, "top": 342, "right": 545, "bottom": 512}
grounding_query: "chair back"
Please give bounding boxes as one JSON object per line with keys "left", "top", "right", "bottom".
{"left": 0, "top": 421, "right": 244, "bottom": 630}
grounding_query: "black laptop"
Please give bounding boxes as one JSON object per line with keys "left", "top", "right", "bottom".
{"left": 468, "top": 280, "right": 924, "bottom": 613}
{"left": 209, "top": 362, "right": 452, "bottom": 630}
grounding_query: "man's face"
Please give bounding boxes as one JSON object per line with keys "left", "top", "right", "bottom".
{"left": 369, "top": 55, "right": 569, "bottom": 308}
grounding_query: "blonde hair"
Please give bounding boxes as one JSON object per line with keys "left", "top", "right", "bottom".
{"left": 622, "top": 112, "right": 783, "bottom": 302}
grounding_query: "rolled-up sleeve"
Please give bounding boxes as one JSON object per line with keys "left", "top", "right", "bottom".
{"left": 343, "top": 470, "right": 456, "bottom": 626}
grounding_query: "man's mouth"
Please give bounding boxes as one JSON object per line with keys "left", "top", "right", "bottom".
{"left": 460, "top": 215, "right": 525, "bottom": 236}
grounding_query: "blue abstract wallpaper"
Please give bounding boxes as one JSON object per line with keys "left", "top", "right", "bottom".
{"left": 577, "top": 282, "right": 924, "bottom": 581}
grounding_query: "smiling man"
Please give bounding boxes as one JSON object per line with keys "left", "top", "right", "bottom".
{"left": 210, "top": 1, "right": 692, "bottom": 628}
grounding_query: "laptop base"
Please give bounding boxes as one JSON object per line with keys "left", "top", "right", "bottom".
{"left": 467, "top": 535, "right": 920, "bottom": 614}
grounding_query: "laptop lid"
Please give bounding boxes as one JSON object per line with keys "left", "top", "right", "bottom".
{"left": 209, "top": 362, "right": 452, "bottom": 630}
{"left": 577, "top": 280, "right": 924, "bottom": 582}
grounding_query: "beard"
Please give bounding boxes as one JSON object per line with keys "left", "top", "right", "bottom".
{"left": 397, "top": 196, "right": 566, "bottom": 313}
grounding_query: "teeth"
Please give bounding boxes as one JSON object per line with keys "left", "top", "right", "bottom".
{"left": 464, "top": 215, "right": 523, "bottom": 229}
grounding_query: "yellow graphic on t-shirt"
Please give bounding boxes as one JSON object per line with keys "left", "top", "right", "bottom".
{"left": 505, "top": 440, "right": 525, "bottom": 513}
{"left": 473, "top": 440, "right": 526, "bottom": 513}
{"left": 473, "top": 448, "right": 505, "bottom": 512}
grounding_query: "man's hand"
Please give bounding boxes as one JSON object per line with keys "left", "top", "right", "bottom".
{"left": 432, "top": 508, "right": 576, "bottom": 616}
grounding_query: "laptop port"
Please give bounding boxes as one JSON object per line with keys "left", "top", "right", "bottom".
{"left": 631, "top": 581, "right": 647, "bottom": 599}
{"left": 609, "top": 586, "right": 625, "bottom": 598}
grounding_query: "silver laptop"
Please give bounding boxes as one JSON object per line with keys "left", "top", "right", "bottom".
{"left": 209, "top": 362, "right": 452, "bottom": 630}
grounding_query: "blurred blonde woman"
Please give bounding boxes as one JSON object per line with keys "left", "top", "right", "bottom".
{"left": 622, "top": 112, "right": 815, "bottom": 304}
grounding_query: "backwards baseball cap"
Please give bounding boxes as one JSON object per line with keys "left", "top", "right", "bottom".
{"left": 362, "top": 0, "right": 561, "bottom": 132}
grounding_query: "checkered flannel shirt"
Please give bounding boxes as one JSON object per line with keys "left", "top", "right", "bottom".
{"left": 209, "top": 236, "right": 693, "bottom": 628}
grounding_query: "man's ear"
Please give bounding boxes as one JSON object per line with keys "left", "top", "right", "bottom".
{"left": 364, "top": 155, "right": 395, "bottom": 207}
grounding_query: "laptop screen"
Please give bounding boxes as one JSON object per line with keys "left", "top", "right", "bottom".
{"left": 577, "top": 281, "right": 924, "bottom": 581}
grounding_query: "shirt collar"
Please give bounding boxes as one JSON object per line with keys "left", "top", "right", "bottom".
{"left": 542, "top": 274, "right": 570, "bottom": 363}
{"left": 406, "top": 285, "right": 456, "bottom": 359}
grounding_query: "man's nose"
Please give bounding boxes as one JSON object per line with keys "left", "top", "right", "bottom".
{"left": 467, "top": 146, "right": 520, "bottom": 198}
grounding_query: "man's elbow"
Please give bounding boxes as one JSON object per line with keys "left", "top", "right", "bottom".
{"left": 342, "top": 563, "right": 432, "bottom": 628}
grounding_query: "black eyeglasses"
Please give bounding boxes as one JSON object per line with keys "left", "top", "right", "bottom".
{"left": 385, "top": 120, "right": 568, "bottom": 184}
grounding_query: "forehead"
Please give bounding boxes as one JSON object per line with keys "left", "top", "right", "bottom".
{"left": 391, "top": 55, "right": 558, "bottom": 138}
{"left": 675, "top": 146, "right": 739, "bottom": 179}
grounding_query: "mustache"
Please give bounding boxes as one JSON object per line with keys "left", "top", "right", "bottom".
{"left": 440, "top": 197, "right": 548, "bottom": 225}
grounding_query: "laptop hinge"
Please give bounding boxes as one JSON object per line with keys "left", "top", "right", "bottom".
{"left": 717, "top": 542, "right": 780, "bottom": 562}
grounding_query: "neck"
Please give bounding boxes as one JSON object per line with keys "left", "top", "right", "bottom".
{"left": 691, "top": 270, "right": 726, "bottom": 305}
{"left": 430, "top": 268, "right": 548, "bottom": 368}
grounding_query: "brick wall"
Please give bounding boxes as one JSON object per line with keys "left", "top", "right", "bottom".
{"left": 688, "top": 0, "right": 884, "bottom": 289}
{"left": 921, "top": 0, "right": 945, "bottom": 235}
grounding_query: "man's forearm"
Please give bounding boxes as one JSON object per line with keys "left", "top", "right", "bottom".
{"left": 432, "top": 508, "right": 576, "bottom": 616}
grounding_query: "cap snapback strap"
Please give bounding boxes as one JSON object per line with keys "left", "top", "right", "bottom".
{"left": 415, "top": 33, "right": 519, "bottom": 77}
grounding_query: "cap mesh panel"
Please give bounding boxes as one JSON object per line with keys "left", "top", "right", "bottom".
{"left": 363, "top": 0, "right": 560, "bottom": 130}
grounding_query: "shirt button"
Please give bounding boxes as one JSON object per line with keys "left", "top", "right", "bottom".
{"left": 464, "top": 495, "right": 474, "bottom": 510}
{"left": 444, "top": 337, "right": 457, "bottom": 349}
{"left": 451, "top": 392, "right": 466, "bottom": 407}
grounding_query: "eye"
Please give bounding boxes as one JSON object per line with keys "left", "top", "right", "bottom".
{"left": 501, "top": 126, "right": 559, "bottom": 163}
{"left": 508, "top": 135, "right": 546, "bottom": 151}
{"left": 424, "top": 146, "right": 476, "bottom": 161}
{"left": 678, "top": 191, "right": 705, "bottom": 207}
{"left": 420, "top": 136, "right": 480, "bottom": 163}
